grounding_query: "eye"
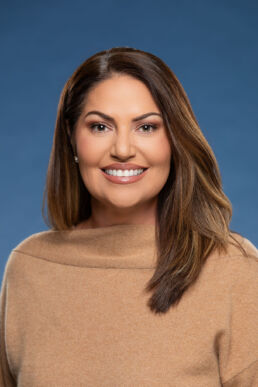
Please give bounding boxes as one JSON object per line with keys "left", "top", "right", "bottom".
{"left": 89, "top": 122, "right": 158, "bottom": 134}
{"left": 138, "top": 124, "right": 158, "bottom": 133}
{"left": 89, "top": 123, "right": 109, "bottom": 133}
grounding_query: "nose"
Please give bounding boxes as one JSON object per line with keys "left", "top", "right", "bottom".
{"left": 110, "top": 128, "right": 136, "bottom": 159}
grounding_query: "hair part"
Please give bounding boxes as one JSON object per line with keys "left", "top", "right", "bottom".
{"left": 42, "top": 46, "right": 248, "bottom": 314}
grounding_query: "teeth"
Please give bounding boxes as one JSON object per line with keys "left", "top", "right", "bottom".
{"left": 104, "top": 169, "right": 144, "bottom": 176}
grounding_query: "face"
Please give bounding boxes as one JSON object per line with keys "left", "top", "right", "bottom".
{"left": 73, "top": 74, "right": 171, "bottom": 215}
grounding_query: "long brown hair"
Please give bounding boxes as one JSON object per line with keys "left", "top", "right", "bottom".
{"left": 42, "top": 46, "right": 248, "bottom": 314}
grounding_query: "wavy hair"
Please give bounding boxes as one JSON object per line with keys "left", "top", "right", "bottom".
{"left": 42, "top": 46, "right": 248, "bottom": 314}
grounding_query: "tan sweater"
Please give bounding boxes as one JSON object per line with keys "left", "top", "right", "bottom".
{"left": 0, "top": 224, "right": 258, "bottom": 386}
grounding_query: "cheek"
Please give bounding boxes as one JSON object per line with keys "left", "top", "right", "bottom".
{"left": 146, "top": 136, "right": 171, "bottom": 169}
{"left": 76, "top": 134, "right": 106, "bottom": 166}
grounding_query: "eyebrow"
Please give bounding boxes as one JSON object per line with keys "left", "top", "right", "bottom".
{"left": 84, "top": 110, "right": 162, "bottom": 123}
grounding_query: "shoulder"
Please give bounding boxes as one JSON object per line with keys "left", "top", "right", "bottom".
{"left": 208, "top": 232, "right": 258, "bottom": 265}
{"left": 3, "top": 230, "right": 65, "bottom": 280}
{"left": 222, "top": 232, "right": 258, "bottom": 270}
{"left": 228, "top": 232, "right": 258, "bottom": 289}
{"left": 12, "top": 229, "right": 62, "bottom": 255}
{"left": 227, "top": 232, "right": 258, "bottom": 258}
{"left": 203, "top": 232, "right": 258, "bottom": 292}
{"left": 185, "top": 233, "right": 258, "bottom": 313}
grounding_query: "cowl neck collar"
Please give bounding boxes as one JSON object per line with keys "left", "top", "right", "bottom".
{"left": 15, "top": 224, "right": 157, "bottom": 269}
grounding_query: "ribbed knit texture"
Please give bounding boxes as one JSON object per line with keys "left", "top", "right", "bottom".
{"left": 1, "top": 224, "right": 258, "bottom": 386}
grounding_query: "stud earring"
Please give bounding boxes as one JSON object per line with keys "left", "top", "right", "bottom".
{"left": 74, "top": 155, "right": 79, "bottom": 163}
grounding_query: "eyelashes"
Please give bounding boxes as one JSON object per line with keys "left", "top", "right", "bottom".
{"left": 89, "top": 122, "right": 158, "bottom": 134}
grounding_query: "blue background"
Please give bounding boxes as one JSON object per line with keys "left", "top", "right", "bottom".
{"left": 1, "top": 0, "right": 257, "bottom": 282}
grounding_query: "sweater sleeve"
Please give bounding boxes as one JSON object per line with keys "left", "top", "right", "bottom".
{"left": 0, "top": 262, "right": 16, "bottom": 386}
{"left": 220, "top": 239, "right": 258, "bottom": 386}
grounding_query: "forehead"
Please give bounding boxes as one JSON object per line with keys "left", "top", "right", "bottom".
{"left": 82, "top": 74, "right": 160, "bottom": 116}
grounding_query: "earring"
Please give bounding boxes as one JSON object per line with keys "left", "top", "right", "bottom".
{"left": 74, "top": 155, "right": 79, "bottom": 163}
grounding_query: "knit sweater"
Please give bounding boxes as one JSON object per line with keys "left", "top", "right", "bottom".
{"left": 0, "top": 224, "right": 258, "bottom": 386}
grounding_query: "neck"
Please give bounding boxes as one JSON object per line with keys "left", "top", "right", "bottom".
{"left": 79, "top": 197, "right": 158, "bottom": 229}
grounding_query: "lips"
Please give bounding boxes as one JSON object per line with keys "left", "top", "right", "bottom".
{"left": 101, "top": 163, "right": 148, "bottom": 170}
{"left": 100, "top": 166, "right": 148, "bottom": 184}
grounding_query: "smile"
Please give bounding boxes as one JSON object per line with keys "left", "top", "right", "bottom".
{"left": 103, "top": 168, "right": 145, "bottom": 176}
{"left": 100, "top": 168, "right": 149, "bottom": 184}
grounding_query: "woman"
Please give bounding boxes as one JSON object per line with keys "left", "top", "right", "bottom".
{"left": 1, "top": 47, "right": 257, "bottom": 386}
